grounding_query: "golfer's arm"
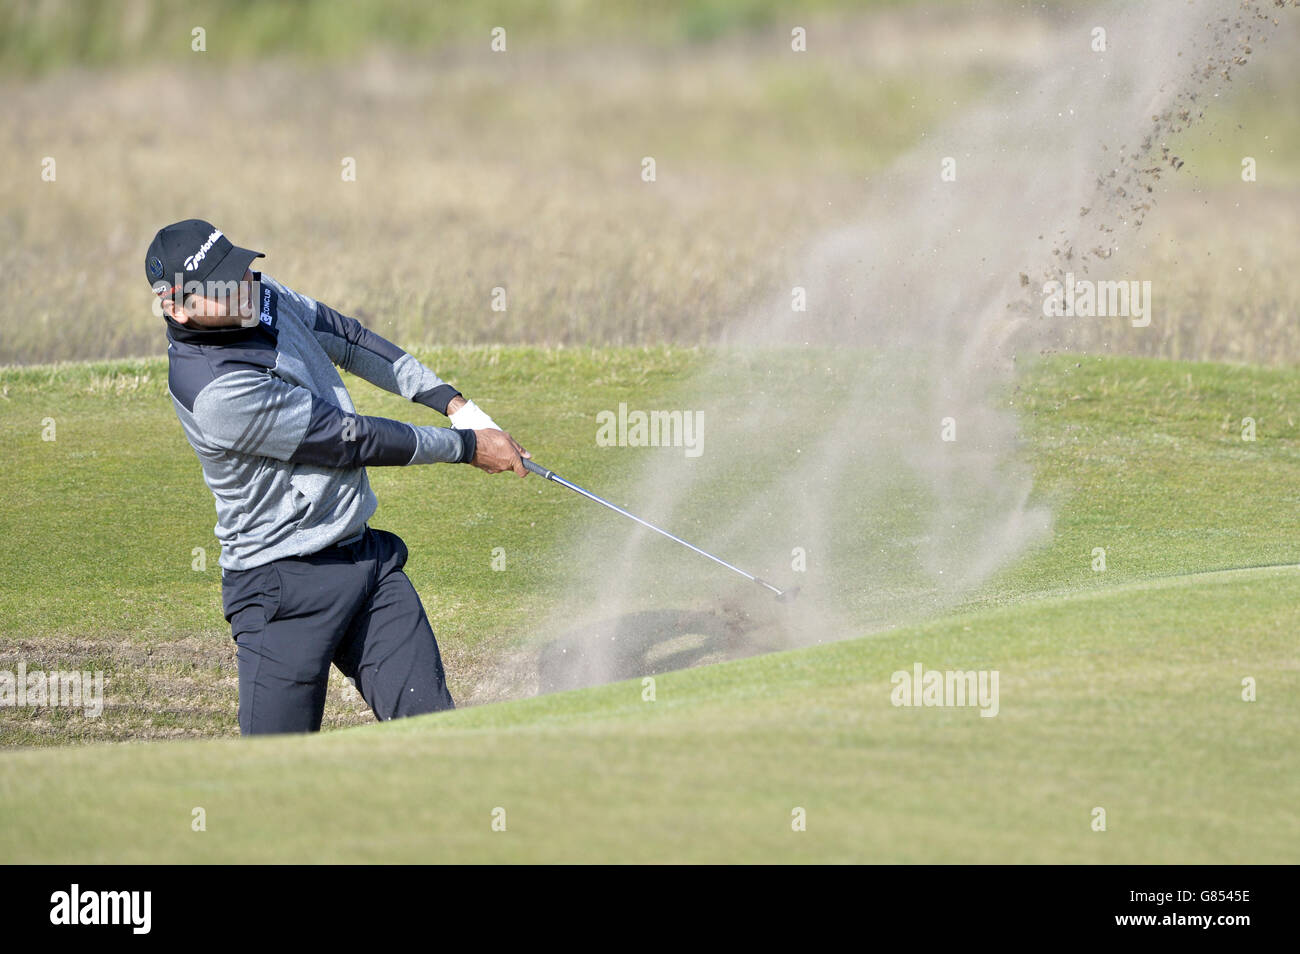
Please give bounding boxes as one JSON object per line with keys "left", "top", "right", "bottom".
{"left": 309, "top": 300, "right": 466, "bottom": 417}
{"left": 192, "top": 371, "right": 476, "bottom": 467}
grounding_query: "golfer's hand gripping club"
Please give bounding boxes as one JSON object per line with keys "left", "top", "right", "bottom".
{"left": 469, "top": 428, "right": 531, "bottom": 476}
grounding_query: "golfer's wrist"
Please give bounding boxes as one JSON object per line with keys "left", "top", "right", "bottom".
{"left": 446, "top": 394, "right": 467, "bottom": 416}
{"left": 457, "top": 427, "right": 477, "bottom": 464}
{"left": 448, "top": 398, "right": 500, "bottom": 432}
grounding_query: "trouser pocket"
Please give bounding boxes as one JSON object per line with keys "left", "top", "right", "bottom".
{"left": 222, "top": 562, "right": 282, "bottom": 633}
{"left": 371, "top": 528, "right": 409, "bottom": 570}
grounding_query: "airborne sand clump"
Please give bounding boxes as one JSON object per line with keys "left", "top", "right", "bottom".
{"left": 471, "top": 0, "right": 1295, "bottom": 701}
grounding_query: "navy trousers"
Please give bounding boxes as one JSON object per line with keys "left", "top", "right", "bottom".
{"left": 220, "top": 526, "right": 455, "bottom": 735}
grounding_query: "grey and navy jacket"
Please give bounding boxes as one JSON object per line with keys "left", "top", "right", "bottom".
{"left": 166, "top": 272, "right": 476, "bottom": 571}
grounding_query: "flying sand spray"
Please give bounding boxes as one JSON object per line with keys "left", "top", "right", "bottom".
{"left": 471, "top": 0, "right": 1291, "bottom": 703}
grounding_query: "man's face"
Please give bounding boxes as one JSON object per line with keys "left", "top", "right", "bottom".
{"left": 164, "top": 268, "right": 258, "bottom": 327}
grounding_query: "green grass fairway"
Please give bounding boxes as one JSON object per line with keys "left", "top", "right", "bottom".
{"left": 1, "top": 350, "right": 1298, "bottom": 862}
{"left": 1, "top": 565, "right": 1294, "bottom": 863}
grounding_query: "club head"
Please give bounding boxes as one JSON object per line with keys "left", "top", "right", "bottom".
{"left": 775, "top": 586, "right": 801, "bottom": 603}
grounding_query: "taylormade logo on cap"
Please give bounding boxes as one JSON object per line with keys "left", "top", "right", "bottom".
{"left": 146, "top": 219, "right": 266, "bottom": 311}
{"left": 184, "top": 228, "right": 224, "bottom": 271}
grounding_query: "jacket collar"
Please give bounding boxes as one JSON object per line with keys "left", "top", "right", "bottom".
{"left": 164, "top": 272, "right": 277, "bottom": 346}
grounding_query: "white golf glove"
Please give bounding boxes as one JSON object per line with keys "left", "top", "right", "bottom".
{"left": 448, "top": 398, "right": 501, "bottom": 432}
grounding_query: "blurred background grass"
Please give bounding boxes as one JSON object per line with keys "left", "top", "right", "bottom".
{"left": 0, "top": 0, "right": 1295, "bottom": 364}
{"left": 0, "top": 0, "right": 1045, "bottom": 74}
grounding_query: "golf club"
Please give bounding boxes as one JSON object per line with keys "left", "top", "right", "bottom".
{"left": 523, "top": 458, "right": 798, "bottom": 602}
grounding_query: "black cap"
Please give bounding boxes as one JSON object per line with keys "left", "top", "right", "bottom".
{"left": 145, "top": 219, "right": 264, "bottom": 302}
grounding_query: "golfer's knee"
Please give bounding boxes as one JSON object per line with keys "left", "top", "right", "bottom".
{"left": 239, "top": 680, "right": 327, "bottom": 735}
{"left": 388, "top": 681, "right": 454, "bottom": 719}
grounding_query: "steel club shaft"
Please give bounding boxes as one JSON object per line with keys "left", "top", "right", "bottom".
{"left": 522, "top": 458, "right": 787, "bottom": 599}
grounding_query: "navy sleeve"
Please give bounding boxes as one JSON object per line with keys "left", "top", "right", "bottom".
{"left": 311, "top": 300, "right": 462, "bottom": 415}
{"left": 191, "top": 369, "right": 468, "bottom": 466}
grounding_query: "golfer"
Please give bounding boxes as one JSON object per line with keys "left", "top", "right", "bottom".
{"left": 146, "top": 219, "right": 529, "bottom": 735}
